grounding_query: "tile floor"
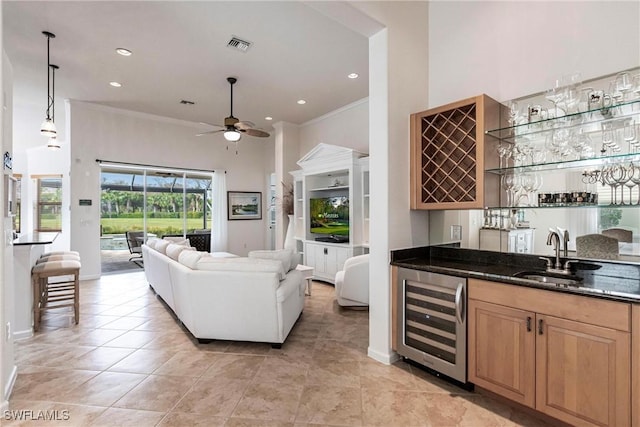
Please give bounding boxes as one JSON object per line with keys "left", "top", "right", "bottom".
{"left": 7, "top": 271, "right": 555, "bottom": 427}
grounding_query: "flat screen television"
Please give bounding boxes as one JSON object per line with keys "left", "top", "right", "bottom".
{"left": 309, "top": 196, "right": 349, "bottom": 237}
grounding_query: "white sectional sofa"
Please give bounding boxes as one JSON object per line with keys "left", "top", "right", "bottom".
{"left": 141, "top": 238, "right": 305, "bottom": 347}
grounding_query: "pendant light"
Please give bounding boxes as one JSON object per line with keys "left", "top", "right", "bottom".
{"left": 47, "top": 63, "right": 61, "bottom": 149}
{"left": 40, "top": 31, "right": 57, "bottom": 138}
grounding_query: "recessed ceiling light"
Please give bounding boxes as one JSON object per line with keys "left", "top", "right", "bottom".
{"left": 348, "top": 73, "right": 359, "bottom": 79}
{"left": 265, "top": 116, "right": 273, "bottom": 121}
{"left": 109, "top": 81, "right": 122, "bottom": 88}
{"left": 116, "top": 48, "right": 132, "bottom": 56}
{"left": 297, "top": 100, "right": 306, "bottom": 105}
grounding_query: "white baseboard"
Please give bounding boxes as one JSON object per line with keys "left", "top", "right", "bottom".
{"left": 80, "top": 274, "right": 100, "bottom": 281}
{"left": 367, "top": 346, "right": 400, "bottom": 365}
{"left": 13, "top": 329, "right": 32, "bottom": 341}
{"left": 3, "top": 364, "right": 17, "bottom": 403}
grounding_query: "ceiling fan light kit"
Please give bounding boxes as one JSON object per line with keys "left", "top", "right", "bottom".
{"left": 224, "top": 129, "right": 241, "bottom": 142}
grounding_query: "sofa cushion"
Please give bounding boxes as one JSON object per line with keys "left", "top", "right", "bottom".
{"left": 196, "top": 257, "right": 286, "bottom": 280}
{"left": 248, "top": 249, "right": 295, "bottom": 272}
{"left": 146, "top": 237, "right": 161, "bottom": 250}
{"left": 163, "top": 236, "right": 191, "bottom": 246}
{"left": 155, "top": 239, "right": 171, "bottom": 254}
{"left": 178, "top": 250, "right": 207, "bottom": 269}
{"left": 166, "top": 243, "right": 196, "bottom": 261}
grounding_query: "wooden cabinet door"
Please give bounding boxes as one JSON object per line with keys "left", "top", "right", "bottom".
{"left": 468, "top": 299, "right": 536, "bottom": 407}
{"left": 536, "top": 314, "right": 630, "bottom": 427}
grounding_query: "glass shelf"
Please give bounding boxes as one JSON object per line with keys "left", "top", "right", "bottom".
{"left": 486, "top": 204, "right": 639, "bottom": 210}
{"left": 308, "top": 185, "right": 349, "bottom": 191}
{"left": 486, "top": 99, "right": 640, "bottom": 142}
{"left": 486, "top": 152, "right": 640, "bottom": 175}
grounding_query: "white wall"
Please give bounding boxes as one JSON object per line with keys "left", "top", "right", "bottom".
{"left": 350, "top": 2, "right": 431, "bottom": 364}
{"left": 1, "top": 44, "right": 17, "bottom": 407}
{"left": 428, "top": 1, "right": 640, "bottom": 106}
{"left": 298, "top": 98, "right": 369, "bottom": 156}
{"left": 67, "top": 100, "right": 272, "bottom": 278}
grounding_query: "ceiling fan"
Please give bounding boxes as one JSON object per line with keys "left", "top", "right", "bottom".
{"left": 197, "top": 77, "right": 270, "bottom": 149}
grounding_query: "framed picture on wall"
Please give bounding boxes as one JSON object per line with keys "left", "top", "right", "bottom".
{"left": 227, "top": 191, "right": 262, "bottom": 220}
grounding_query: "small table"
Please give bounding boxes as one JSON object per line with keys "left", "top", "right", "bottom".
{"left": 296, "top": 264, "right": 314, "bottom": 296}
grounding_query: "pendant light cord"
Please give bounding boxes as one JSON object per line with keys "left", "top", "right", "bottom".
{"left": 46, "top": 34, "right": 51, "bottom": 120}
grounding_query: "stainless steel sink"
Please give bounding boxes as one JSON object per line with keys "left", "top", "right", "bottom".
{"left": 512, "top": 271, "right": 583, "bottom": 287}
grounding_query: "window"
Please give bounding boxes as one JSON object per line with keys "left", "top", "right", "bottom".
{"left": 12, "top": 175, "right": 21, "bottom": 233}
{"left": 36, "top": 176, "right": 62, "bottom": 231}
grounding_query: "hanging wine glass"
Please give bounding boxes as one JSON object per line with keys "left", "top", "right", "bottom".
{"left": 623, "top": 163, "right": 638, "bottom": 206}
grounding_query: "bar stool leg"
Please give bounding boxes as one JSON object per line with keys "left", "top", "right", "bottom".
{"left": 74, "top": 273, "right": 80, "bottom": 324}
{"left": 32, "top": 274, "right": 41, "bottom": 332}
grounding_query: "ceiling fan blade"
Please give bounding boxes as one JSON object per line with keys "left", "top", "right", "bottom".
{"left": 243, "top": 128, "right": 270, "bottom": 138}
{"left": 196, "top": 129, "right": 224, "bottom": 136}
{"left": 234, "top": 121, "right": 255, "bottom": 130}
{"left": 199, "top": 122, "right": 223, "bottom": 128}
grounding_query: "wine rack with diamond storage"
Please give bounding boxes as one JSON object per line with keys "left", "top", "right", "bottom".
{"left": 411, "top": 94, "right": 501, "bottom": 210}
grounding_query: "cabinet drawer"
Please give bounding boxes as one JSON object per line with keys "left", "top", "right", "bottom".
{"left": 469, "top": 279, "right": 630, "bottom": 332}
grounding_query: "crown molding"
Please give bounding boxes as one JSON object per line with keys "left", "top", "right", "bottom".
{"left": 300, "top": 97, "right": 368, "bottom": 128}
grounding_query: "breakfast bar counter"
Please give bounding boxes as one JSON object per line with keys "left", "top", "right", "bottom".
{"left": 13, "top": 232, "right": 58, "bottom": 339}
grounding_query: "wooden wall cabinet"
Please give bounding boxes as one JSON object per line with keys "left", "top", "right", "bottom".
{"left": 410, "top": 94, "right": 501, "bottom": 210}
{"left": 469, "top": 279, "right": 631, "bottom": 427}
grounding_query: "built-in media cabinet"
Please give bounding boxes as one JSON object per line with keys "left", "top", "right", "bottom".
{"left": 290, "top": 144, "right": 369, "bottom": 283}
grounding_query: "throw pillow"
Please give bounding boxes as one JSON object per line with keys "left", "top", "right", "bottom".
{"left": 155, "top": 239, "right": 171, "bottom": 254}
{"left": 196, "top": 257, "right": 286, "bottom": 280}
{"left": 166, "top": 244, "right": 195, "bottom": 261}
{"left": 145, "top": 237, "right": 161, "bottom": 250}
{"left": 248, "top": 249, "right": 294, "bottom": 272}
{"left": 163, "top": 236, "right": 191, "bottom": 247}
{"left": 178, "top": 250, "right": 206, "bottom": 268}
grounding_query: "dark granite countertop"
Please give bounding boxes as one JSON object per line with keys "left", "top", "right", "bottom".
{"left": 391, "top": 245, "right": 640, "bottom": 303}
{"left": 13, "top": 232, "right": 59, "bottom": 246}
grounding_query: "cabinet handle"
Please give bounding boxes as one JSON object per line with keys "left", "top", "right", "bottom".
{"left": 324, "top": 248, "right": 328, "bottom": 255}
{"left": 538, "top": 319, "right": 544, "bottom": 335}
{"left": 526, "top": 316, "right": 532, "bottom": 332}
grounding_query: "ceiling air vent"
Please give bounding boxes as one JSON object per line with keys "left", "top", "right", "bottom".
{"left": 227, "top": 36, "right": 252, "bottom": 53}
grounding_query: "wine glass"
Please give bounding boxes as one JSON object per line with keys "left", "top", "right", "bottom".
{"left": 624, "top": 120, "right": 637, "bottom": 151}
{"left": 623, "top": 163, "right": 638, "bottom": 206}
{"left": 506, "top": 100, "right": 521, "bottom": 126}
{"left": 497, "top": 143, "right": 512, "bottom": 168}
{"left": 545, "top": 79, "right": 565, "bottom": 120}
{"left": 501, "top": 173, "right": 515, "bottom": 207}
{"left": 612, "top": 72, "right": 632, "bottom": 103}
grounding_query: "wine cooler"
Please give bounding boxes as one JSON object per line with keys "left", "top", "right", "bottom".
{"left": 396, "top": 268, "right": 467, "bottom": 383}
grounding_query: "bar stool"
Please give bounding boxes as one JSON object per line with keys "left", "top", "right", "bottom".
{"left": 31, "top": 259, "right": 81, "bottom": 332}
{"left": 37, "top": 253, "right": 81, "bottom": 264}
{"left": 41, "top": 251, "right": 80, "bottom": 258}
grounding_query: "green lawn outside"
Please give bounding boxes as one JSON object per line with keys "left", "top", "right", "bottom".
{"left": 101, "top": 217, "right": 210, "bottom": 235}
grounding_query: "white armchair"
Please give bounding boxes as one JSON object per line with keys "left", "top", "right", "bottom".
{"left": 334, "top": 254, "right": 369, "bottom": 307}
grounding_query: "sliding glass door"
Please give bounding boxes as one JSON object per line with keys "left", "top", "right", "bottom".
{"left": 99, "top": 166, "right": 212, "bottom": 248}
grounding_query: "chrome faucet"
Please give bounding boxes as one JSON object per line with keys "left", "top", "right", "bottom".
{"left": 557, "top": 227, "right": 570, "bottom": 257}
{"left": 546, "top": 230, "right": 562, "bottom": 270}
